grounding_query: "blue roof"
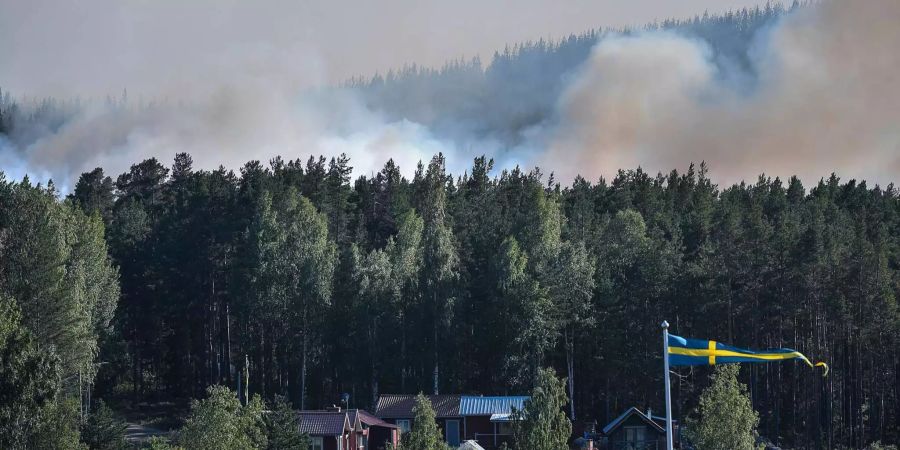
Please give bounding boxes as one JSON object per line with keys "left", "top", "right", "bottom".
{"left": 458, "top": 396, "right": 529, "bottom": 416}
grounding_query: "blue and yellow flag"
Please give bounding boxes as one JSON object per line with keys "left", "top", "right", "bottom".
{"left": 668, "top": 334, "right": 828, "bottom": 376}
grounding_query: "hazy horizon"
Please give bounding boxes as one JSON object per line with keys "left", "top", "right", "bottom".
{"left": 1, "top": 0, "right": 771, "bottom": 98}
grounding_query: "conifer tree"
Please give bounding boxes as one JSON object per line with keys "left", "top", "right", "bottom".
{"left": 688, "top": 365, "right": 761, "bottom": 450}
{"left": 513, "top": 368, "right": 571, "bottom": 450}
{"left": 404, "top": 393, "right": 449, "bottom": 450}
{"left": 265, "top": 396, "right": 309, "bottom": 450}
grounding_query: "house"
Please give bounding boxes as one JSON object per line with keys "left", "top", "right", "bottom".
{"left": 298, "top": 410, "right": 353, "bottom": 450}
{"left": 374, "top": 395, "right": 528, "bottom": 449}
{"left": 375, "top": 395, "right": 463, "bottom": 445}
{"left": 600, "top": 407, "right": 678, "bottom": 450}
{"left": 297, "top": 408, "right": 399, "bottom": 450}
{"left": 348, "top": 409, "right": 401, "bottom": 450}
{"left": 458, "top": 396, "right": 528, "bottom": 448}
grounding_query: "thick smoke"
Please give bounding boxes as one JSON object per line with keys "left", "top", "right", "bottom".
{"left": 546, "top": 0, "right": 900, "bottom": 185}
{"left": 13, "top": 85, "right": 466, "bottom": 187}
{"left": 1, "top": 0, "right": 898, "bottom": 188}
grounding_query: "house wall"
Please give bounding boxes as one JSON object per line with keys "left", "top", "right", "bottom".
{"left": 383, "top": 417, "right": 461, "bottom": 444}
{"left": 608, "top": 416, "right": 663, "bottom": 446}
{"left": 464, "top": 415, "right": 493, "bottom": 440}
{"left": 367, "top": 427, "right": 397, "bottom": 450}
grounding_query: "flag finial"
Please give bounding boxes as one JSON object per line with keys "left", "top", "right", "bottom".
{"left": 661, "top": 320, "right": 669, "bottom": 329}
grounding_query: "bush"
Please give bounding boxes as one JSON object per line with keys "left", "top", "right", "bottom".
{"left": 687, "top": 365, "right": 761, "bottom": 450}
{"left": 82, "top": 400, "right": 127, "bottom": 450}
{"left": 178, "top": 385, "right": 267, "bottom": 450}
{"left": 264, "top": 395, "right": 309, "bottom": 450}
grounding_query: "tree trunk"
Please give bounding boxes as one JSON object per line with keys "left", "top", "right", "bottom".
{"left": 433, "top": 316, "right": 439, "bottom": 395}
{"left": 301, "top": 332, "right": 308, "bottom": 409}
{"left": 566, "top": 328, "right": 576, "bottom": 421}
{"left": 401, "top": 312, "right": 407, "bottom": 392}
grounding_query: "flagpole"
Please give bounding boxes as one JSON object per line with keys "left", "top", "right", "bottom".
{"left": 662, "top": 320, "right": 674, "bottom": 450}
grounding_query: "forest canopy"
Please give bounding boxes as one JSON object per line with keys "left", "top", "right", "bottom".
{"left": 2, "top": 150, "right": 897, "bottom": 448}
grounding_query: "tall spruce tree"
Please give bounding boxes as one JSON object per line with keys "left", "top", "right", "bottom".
{"left": 513, "top": 368, "right": 571, "bottom": 450}
{"left": 688, "top": 365, "right": 761, "bottom": 450}
{"left": 404, "top": 393, "right": 449, "bottom": 450}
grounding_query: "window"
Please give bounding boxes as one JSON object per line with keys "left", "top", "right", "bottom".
{"left": 310, "top": 436, "right": 324, "bottom": 450}
{"left": 445, "top": 420, "right": 461, "bottom": 446}
{"left": 396, "top": 419, "right": 411, "bottom": 434}
{"left": 625, "top": 426, "right": 647, "bottom": 444}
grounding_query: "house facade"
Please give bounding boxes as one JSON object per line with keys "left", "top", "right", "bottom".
{"left": 600, "top": 407, "right": 675, "bottom": 450}
{"left": 374, "top": 394, "right": 528, "bottom": 449}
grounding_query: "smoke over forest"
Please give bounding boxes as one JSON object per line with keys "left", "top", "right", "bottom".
{"left": 0, "top": 0, "right": 898, "bottom": 188}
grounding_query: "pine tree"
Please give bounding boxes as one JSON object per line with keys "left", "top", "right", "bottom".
{"left": 81, "top": 400, "right": 127, "bottom": 450}
{"left": 416, "top": 155, "right": 459, "bottom": 395}
{"left": 265, "top": 396, "right": 309, "bottom": 450}
{"left": 513, "top": 368, "right": 571, "bottom": 450}
{"left": 404, "top": 393, "right": 449, "bottom": 450}
{"left": 179, "top": 385, "right": 267, "bottom": 450}
{"left": 687, "top": 365, "right": 761, "bottom": 450}
{"left": 0, "top": 294, "right": 60, "bottom": 448}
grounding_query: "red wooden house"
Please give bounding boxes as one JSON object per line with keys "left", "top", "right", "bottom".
{"left": 297, "top": 407, "right": 399, "bottom": 450}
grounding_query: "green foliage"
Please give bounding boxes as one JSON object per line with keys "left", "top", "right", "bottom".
{"left": 178, "top": 385, "right": 267, "bottom": 450}
{"left": 687, "top": 365, "right": 761, "bottom": 450}
{"left": 0, "top": 294, "right": 60, "bottom": 448}
{"left": 144, "top": 436, "right": 183, "bottom": 450}
{"left": 403, "top": 393, "right": 449, "bottom": 450}
{"left": 863, "top": 442, "right": 899, "bottom": 450}
{"left": 264, "top": 396, "right": 309, "bottom": 450}
{"left": 28, "top": 396, "right": 89, "bottom": 450}
{"left": 497, "top": 237, "right": 554, "bottom": 386}
{"left": 0, "top": 179, "right": 118, "bottom": 391}
{"left": 513, "top": 368, "right": 572, "bottom": 450}
{"left": 81, "top": 400, "right": 127, "bottom": 450}
{"left": 4, "top": 149, "right": 897, "bottom": 449}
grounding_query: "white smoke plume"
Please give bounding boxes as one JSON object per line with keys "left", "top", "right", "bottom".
{"left": 546, "top": 0, "right": 900, "bottom": 186}
{"left": 1, "top": 0, "right": 898, "bottom": 189}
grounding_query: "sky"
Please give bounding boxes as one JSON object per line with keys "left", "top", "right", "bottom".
{"left": 0, "top": 0, "right": 770, "bottom": 98}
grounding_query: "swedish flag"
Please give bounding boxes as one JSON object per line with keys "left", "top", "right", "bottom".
{"left": 667, "top": 334, "right": 829, "bottom": 376}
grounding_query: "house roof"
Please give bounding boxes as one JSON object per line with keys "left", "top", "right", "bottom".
{"left": 489, "top": 413, "right": 516, "bottom": 422}
{"left": 375, "top": 395, "right": 461, "bottom": 418}
{"left": 349, "top": 409, "right": 399, "bottom": 429}
{"left": 459, "top": 440, "right": 487, "bottom": 450}
{"left": 297, "top": 411, "right": 350, "bottom": 436}
{"left": 459, "top": 396, "right": 529, "bottom": 416}
{"left": 601, "top": 407, "right": 665, "bottom": 435}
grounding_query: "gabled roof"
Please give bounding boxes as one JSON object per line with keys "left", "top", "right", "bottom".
{"left": 459, "top": 396, "right": 529, "bottom": 416}
{"left": 375, "top": 395, "right": 461, "bottom": 418}
{"left": 297, "top": 411, "right": 351, "bottom": 436}
{"left": 602, "top": 407, "right": 665, "bottom": 435}
{"left": 349, "top": 409, "right": 399, "bottom": 429}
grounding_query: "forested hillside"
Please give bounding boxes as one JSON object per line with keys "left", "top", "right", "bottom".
{"left": 346, "top": 3, "right": 790, "bottom": 145}
{"left": 3, "top": 151, "right": 897, "bottom": 448}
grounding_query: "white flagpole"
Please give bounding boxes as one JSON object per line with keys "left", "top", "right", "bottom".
{"left": 662, "top": 320, "right": 674, "bottom": 450}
